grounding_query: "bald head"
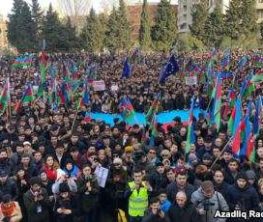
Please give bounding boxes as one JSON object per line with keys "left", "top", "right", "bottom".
{"left": 176, "top": 191, "right": 187, "bottom": 208}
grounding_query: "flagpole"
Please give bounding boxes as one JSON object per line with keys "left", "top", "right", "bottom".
{"left": 210, "top": 136, "right": 233, "bottom": 170}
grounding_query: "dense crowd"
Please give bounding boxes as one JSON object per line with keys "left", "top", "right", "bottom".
{"left": 0, "top": 50, "right": 262, "bottom": 222}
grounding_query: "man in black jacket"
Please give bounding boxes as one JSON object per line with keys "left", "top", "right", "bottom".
{"left": 0, "top": 170, "right": 18, "bottom": 200}
{"left": 213, "top": 169, "right": 230, "bottom": 199}
{"left": 168, "top": 191, "right": 199, "bottom": 222}
{"left": 142, "top": 197, "right": 170, "bottom": 222}
{"left": 166, "top": 169, "right": 195, "bottom": 202}
{"left": 23, "top": 177, "right": 50, "bottom": 222}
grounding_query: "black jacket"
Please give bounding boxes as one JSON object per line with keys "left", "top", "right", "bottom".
{"left": 168, "top": 202, "right": 200, "bottom": 222}
{"left": 166, "top": 182, "right": 195, "bottom": 203}
{"left": 0, "top": 177, "right": 18, "bottom": 200}
{"left": 142, "top": 210, "right": 170, "bottom": 222}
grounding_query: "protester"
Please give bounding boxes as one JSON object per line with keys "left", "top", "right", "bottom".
{"left": 168, "top": 191, "right": 199, "bottom": 222}
{"left": 191, "top": 181, "right": 229, "bottom": 222}
{"left": 0, "top": 50, "right": 262, "bottom": 222}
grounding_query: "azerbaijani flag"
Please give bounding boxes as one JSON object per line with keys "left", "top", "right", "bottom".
{"left": 39, "top": 51, "right": 49, "bottom": 83}
{"left": 15, "top": 84, "right": 34, "bottom": 112}
{"left": 146, "top": 94, "right": 160, "bottom": 124}
{"left": 185, "top": 99, "right": 195, "bottom": 154}
{"left": 118, "top": 97, "right": 136, "bottom": 123}
{"left": 0, "top": 80, "right": 10, "bottom": 112}
{"left": 251, "top": 70, "right": 263, "bottom": 83}
{"left": 78, "top": 84, "right": 90, "bottom": 109}
{"left": 246, "top": 135, "right": 256, "bottom": 162}
{"left": 211, "top": 77, "right": 222, "bottom": 131}
{"left": 228, "top": 97, "right": 242, "bottom": 136}
{"left": 253, "top": 96, "right": 262, "bottom": 135}
{"left": 232, "top": 119, "right": 245, "bottom": 155}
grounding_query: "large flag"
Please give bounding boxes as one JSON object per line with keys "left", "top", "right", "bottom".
{"left": 0, "top": 80, "right": 10, "bottom": 112}
{"left": 15, "top": 84, "right": 34, "bottom": 112}
{"left": 228, "top": 97, "right": 242, "bottom": 136}
{"left": 251, "top": 71, "right": 263, "bottom": 83}
{"left": 246, "top": 135, "right": 256, "bottom": 162}
{"left": 122, "top": 58, "right": 132, "bottom": 79}
{"left": 220, "top": 49, "right": 231, "bottom": 69}
{"left": 78, "top": 84, "right": 90, "bottom": 109}
{"left": 240, "top": 72, "right": 255, "bottom": 98}
{"left": 232, "top": 119, "right": 245, "bottom": 155}
{"left": 159, "top": 55, "right": 179, "bottom": 84}
{"left": 210, "top": 77, "right": 222, "bottom": 131}
{"left": 118, "top": 97, "right": 136, "bottom": 123}
{"left": 240, "top": 104, "right": 252, "bottom": 157}
{"left": 253, "top": 96, "right": 262, "bottom": 135}
{"left": 39, "top": 51, "right": 49, "bottom": 83}
{"left": 146, "top": 94, "right": 160, "bottom": 123}
{"left": 185, "top": 99, "right": 195, "bottom": 154}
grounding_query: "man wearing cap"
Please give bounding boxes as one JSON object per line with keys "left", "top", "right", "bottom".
{"left": 23, "top": 177, "right": 50, "bottom": 222}
{"left": 226, "top": 172, "right": 260, "bottom": 218}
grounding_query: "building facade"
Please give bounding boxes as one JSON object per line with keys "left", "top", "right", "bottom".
{"left": 177, "top": 0, "right": 201, "bottom": 33}
{"left": 0, "top": 15, "right": 8, "bottom": 49}
{"left": 178, "top": 0, "right": 230, "bottom": 33}
{"left": 256, "top": 0, "right": 263, "bottom": 23}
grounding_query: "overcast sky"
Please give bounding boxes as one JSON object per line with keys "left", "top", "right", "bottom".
{"left": 0, "top": 0, "right": 178, "bottom": 19}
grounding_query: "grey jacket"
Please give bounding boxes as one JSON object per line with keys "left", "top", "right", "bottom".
{"left": 191, "top": 187, "right": 229, "bottom": 222}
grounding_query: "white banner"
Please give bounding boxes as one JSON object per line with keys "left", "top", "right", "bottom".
{"left": 92, "top": 80, "right": 106, "bottom": 91}
{"left": 185, "top": 76, "right": 198, "bottom": 86}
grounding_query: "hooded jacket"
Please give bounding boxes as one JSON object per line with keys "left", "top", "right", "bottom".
{"left": 191, "top": 187, "right": 229, "bottom": 222}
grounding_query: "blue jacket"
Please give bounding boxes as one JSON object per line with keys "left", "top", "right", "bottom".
{"left": 161, "top": 199, "right": 171, "bottom": 213}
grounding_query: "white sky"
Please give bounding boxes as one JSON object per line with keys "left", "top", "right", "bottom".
{"left": 0, "top": 0, "right": 178, "bottom": 19}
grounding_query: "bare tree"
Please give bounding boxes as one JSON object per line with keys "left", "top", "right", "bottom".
{"left": 58, "top": 0, "right": 92, "bottom": 16}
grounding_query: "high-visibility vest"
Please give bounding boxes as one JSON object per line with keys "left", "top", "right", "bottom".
{"left": 128, "top": 181, "right": 148, "bottom": 217}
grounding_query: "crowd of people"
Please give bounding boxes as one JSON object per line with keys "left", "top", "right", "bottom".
{"left": 0, "top": 50, "right": 262, "bottom": 222}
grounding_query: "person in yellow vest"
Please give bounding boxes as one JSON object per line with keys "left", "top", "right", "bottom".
{"left": 124, "top": 168, "right": 152, "bottom": 222}
{"left": 0, "top": 194, "right": 22, "bottom": 222}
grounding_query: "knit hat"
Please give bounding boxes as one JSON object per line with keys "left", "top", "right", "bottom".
{"left": 246, "top": 170, "right": 256, "bottom": 180}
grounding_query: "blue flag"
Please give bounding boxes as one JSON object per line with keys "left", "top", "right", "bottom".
{"left": 218, "top": 71, "right": 233, "bottom": 79}
{"left": 122, "top": 58, "right": 132, "bottom": 79}
{"left": 159, "top": 55, "right": 179, "bottom": 84}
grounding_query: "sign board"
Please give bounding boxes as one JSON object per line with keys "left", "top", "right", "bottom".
{"left": 92, "top": 80, "right": 106, "bottom": 91}
{"left": 94, "top": 166, "right": 109, "bottom": 188}
{"left": 185, "top": 76, "right": 198, "bottom": 86}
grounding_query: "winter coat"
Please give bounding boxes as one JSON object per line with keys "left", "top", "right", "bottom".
{"left": 191, "top": 187, "right": 229, "bottom": 222}
{"left": 142, "top": 209, "right": 170, "bottom": 222}
{"left": 54, "top": 195, "right": 77, "bottom": 222}
{"left": 63, "top": 165, "right": 80, "bottom": 178}
{"left": 0, "top": 178, "right": 18, "bottom": 200}
{"left": 168, "top": 202, "right": 200, "bottom": 222}
{"left": 149, "top": 171, "right": 168, "bottom": 195}
{"left": 77, "top": 174, "right": 100, "bottom": 213}
{"left": 166, "top": 182, "right": 195, "bottom": 203}
{"left": 213, "top": 181, "right": 230, "bottom": 200}
{"left": 23, "top": 188, "right": 50, "bottom": 222}
{"left": 226, "top": 184, "right": 260, "bottom": 212}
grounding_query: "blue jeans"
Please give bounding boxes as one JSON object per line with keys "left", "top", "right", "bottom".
{"left": 129, "top": 216, "right": 143, "bottom": 222}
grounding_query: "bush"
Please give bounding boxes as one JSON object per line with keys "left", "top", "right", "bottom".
{"left": 175, "top": 33, "right": 206, "bottom": 52}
